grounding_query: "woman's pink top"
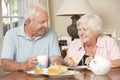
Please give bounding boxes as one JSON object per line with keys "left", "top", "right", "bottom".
{"left": 65, "top": 35, "right": 120, "bottom": 65}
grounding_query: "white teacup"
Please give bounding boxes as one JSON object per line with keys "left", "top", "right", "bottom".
{"left": 37, "top": 55, "right": 48, "bottom": 68}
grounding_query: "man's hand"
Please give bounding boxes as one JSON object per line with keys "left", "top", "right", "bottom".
{"left": 23, "top": 56, "right": 38, "bottom": 70}
{"left": 50, "top": 56, "right": 64, "bottom": 66}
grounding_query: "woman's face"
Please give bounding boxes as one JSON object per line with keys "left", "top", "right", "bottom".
{"left": 77, "top": 22, "right": 96, "bottom": 43}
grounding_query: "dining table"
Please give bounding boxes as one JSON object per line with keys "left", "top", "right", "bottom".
{"left": 0, "top": 66, "right": 120, "bottom": 80}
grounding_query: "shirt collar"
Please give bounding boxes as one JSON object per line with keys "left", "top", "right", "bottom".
{"left": 78, "top": 35, "right": 104, "bottom": 51}
{"left": 16, "top": 25, "right": 42, "bottom": 40}
{"left": 16, "top": 24, "right": 26, "bottom": 37}
{"left": 96, "top": 35, "right": 104, "bottom": 48}
{"left": 76, "top": 39, "right": 84, "bottom": 51}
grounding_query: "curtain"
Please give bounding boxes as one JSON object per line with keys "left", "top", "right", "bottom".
{"left": 0, "top": 1, "right": 2, "bottom": 38}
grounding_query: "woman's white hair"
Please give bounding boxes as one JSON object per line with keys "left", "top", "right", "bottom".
{"left": 77, "top": 13, "right": 103, "bottom": 35}
{"left": 24, "top": 2, "right": 47, "bottom": 22}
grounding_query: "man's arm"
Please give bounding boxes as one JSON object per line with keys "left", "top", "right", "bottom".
{"left": 50, "top": 55, "right": 65, "bottom": 65}
{"left": 1, "top": 57, "right": 38, "bottom": 71}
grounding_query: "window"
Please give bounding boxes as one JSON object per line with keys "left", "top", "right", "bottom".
{"left": 1, "top": 0, "right": 24, "bottom": 36}
{"left": 0, "top": 0, "right": 49, "bottom": 62}
{"left": 0, "top": 0, "right": 49, "bottom": 37}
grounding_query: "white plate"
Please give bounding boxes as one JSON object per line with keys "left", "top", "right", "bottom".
{"left": 48, "top": 70, "right": 79, "bottom": 78}
{"left": 26, "top": 68, "right": 79, "bottom": 78}
{"left": 68, "top": 66, "right": 88, "bottom": 70}
{"left": 26, "top": 68, "right": 48, "bottom": 75}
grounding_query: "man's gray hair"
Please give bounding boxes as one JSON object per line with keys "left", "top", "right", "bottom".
{"left": 24, "top": 2, "right": 47, "bottom": 22}
{"left": 77, "top": 13, "right": 103, "bottom": 35}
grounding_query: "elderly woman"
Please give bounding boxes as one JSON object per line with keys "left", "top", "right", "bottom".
{"left": 64, "top": 13, "right": 120, "bottom": 68}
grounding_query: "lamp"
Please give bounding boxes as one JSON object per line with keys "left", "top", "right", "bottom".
{"left": 56, "top": 0, "right": 93, "bottom": 40}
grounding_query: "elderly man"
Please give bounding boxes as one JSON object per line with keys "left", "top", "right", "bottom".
{"left": 1, "top": 3, "right": 64, "bottom": 71}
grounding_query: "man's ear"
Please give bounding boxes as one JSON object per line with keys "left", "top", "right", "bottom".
{"left": 25, "top": 18, "right": 31, "bottom": 25}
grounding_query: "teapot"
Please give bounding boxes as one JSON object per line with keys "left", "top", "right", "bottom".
{"left": 89, "top": 56, "right": 111, "bottom": 75}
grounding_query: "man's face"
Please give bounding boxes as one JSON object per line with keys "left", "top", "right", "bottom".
{"left": 29, "top": 9, "right": 48, "bottom": 37}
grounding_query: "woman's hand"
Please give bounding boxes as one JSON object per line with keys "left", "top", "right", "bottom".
{"left": 65, "top": 57, "right": 77, "bottom": 67}
{"left": 85, "top": 56, "right": 94, "bottom": 65}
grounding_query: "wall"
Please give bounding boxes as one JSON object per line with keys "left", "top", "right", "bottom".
{"left": 49, "top": 0, "right": 120, "bottom": 39}
{"left": 49, "top": 0, "right": 71, "bottom": 37}
{"left": 88, "top": 0, "right": 120, "bottom": 38}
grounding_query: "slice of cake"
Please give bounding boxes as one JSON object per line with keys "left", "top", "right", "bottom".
{"left": 70, "top": 56, "right": 78, "bottom": 64}
{"left": 48, "top": 65, "right": 68, "bottom": 75}
{"left": 34, "top": 67, "right": 43, "bottom": 74}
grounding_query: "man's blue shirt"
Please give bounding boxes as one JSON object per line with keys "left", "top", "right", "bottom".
{"left": 1, "top": 25, "right": 61, "bottom": 63}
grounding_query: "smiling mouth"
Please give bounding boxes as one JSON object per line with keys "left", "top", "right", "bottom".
{"left": 41, "top": 27, "right": 46, "bottom": 31}
{"left": 80, "top": 36, "right": 87, "bottom": 39}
